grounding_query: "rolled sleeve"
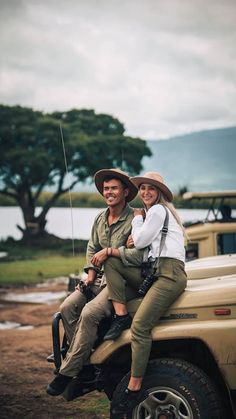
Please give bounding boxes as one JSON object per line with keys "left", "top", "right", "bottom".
{"left": 84, "top": 218, "right": 102, "bottom": 273}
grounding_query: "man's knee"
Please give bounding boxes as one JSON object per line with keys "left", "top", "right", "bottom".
{"left": 105, "top": 256, "right": 123, "bottom": 271}
{"left": 60, "top": 297, "right": 70, "bottom": 317}
{"left": 81, "top": 299, "right": 112, "bottom": 325}
{"left": 60, "top": 291, "right": 86, "bottom": 318}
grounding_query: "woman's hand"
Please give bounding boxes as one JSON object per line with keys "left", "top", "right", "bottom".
{"left": 133, "top": 208, "right": 146, "bottom": 218}
{"left": 126, "top": 234, "right": 134, "bottom": 248}
{"left": 91, "top": 248, "right": 108, "bottom": 267}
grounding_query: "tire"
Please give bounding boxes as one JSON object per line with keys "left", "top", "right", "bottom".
{"left": 110, "top": 358, "right": 224, "bottom": 419}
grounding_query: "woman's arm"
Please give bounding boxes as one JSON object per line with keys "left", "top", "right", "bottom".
{"left": 132, "top": 205, "right": 166, "bottom": 249}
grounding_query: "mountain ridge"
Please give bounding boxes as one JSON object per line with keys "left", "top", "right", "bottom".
{"left": 142, "top": 126, "right": 236, "bottom": 193}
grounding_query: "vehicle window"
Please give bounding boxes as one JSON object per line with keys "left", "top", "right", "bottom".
{"left": 217, "top": 233, "right": 236, "bottom": 254}
{"left": 185, "top": 242, "right": 199, "bottom": 261}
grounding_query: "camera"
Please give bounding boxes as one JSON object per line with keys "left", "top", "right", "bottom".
{"left": 78, "top": 280, "right": 94, "bottom": 301}
{"left": 138, "top": 273, "right": 155, "bottom": 296}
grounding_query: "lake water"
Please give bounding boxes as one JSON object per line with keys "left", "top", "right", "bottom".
{"left": 0, "top": 206, "right": 212, "bottom": 241}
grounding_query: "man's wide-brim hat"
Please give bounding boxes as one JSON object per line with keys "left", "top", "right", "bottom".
{"left": 94, "top": 168, "right": 138, "bottom": 202}
{"left": 130, "top": 171, "right": 173, "bottom": 202}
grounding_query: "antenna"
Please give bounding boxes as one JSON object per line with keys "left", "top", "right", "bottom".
{"left": 59, "top": 123, "right": 75, "bottom": 257}
{"left": 121, "top": 148, "right": 124, "bottom": 170}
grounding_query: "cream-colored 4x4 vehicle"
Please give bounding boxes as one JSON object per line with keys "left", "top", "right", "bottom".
{"left": 50, "top": 254, "right": 236, "bottom": 419}
{"left": 184, "top": 191, "right": 236, "bottom": 260}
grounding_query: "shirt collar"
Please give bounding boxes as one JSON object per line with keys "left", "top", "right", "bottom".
{"left": 103, "top": 204, "right": 132, "bottom": 223}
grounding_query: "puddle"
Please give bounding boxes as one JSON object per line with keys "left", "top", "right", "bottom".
{"left": 36, "top": 276, "right": 68, "bottom": 287}
{"left": 0, "top": 251, "right": 8, "bottom": 259}
{"left": 1, "top": 290, "right": 67, "bottom": 305}
{"left": 0, "top": 321, "right": 34, "bottom": 330}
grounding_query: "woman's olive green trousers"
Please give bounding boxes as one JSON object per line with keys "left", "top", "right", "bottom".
{"left": 104, "top": 257, "right": 187, "bottom": 377}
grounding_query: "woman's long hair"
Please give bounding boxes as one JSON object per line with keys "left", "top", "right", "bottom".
{"left": 157, "top": 192, "right": 188, "bottom": 240}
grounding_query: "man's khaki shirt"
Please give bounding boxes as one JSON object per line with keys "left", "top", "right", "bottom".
{"left": 85, "top": 204, "right": 143, "bottom": 273}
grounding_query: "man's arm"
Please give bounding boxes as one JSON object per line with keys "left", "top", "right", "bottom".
{"left": 83, "top": 214, "right": 105, "bottom": 285}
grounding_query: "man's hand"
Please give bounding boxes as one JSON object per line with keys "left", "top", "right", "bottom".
{"left": 84, "top": 276, "right": 95, "bottom": 287}
{"left": 91, "top": 248, "right": 108, "bottom": 267}
{"left": 75, "top": 270, "right": 95, "bottom": 291}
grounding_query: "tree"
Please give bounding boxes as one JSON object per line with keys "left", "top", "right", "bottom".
{"left": 0, "top": 105, "right": 151, "bottom": 239}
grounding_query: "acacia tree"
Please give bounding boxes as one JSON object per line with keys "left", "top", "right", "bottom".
{"left": 0, "top": 105, "right": 151, "bottom": 239}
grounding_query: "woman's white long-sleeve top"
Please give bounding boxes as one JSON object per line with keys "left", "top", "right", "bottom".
{"left": 131, "top": 204, "right": 185, "bottom": 263}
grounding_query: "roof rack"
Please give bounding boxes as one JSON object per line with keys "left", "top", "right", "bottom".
{"left": 183, "top": 190, "right": 236, "bottom": 222}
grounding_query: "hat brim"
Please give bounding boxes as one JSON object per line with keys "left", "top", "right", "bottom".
{"left": 94, "top": 169, "right": 138, "bottom": 202}
{"left": 130, "top": 176, "right": 173, "bottom": 202}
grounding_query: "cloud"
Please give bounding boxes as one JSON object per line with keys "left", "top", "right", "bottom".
{"left": 1, "top": 0, "right": 236, "bottom": 138}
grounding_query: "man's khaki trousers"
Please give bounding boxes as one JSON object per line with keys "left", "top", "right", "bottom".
{"left": 59, "top": 285, "right": 138, "bottom": 377}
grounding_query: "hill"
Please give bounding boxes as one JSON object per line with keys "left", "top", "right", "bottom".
{"left": 143, "top": 126, "right": 236, "bottom": 193}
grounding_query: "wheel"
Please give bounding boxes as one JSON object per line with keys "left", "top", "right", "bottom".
{"left": 110, "top": 358, "right": 224, "bottom": 419}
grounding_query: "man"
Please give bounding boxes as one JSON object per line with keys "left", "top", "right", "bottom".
{"left": 47, "top": 168, "right": 142, "bottom": 396}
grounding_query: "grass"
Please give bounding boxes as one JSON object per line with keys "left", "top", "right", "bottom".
{"left": 75, "top": 392, "right": 110, "bottom": 417}
{"left": 0, "top": 254, "right": 86, "bottom": 286}
{"left": 0, "top": 237, "right": 87, "bottom": 287}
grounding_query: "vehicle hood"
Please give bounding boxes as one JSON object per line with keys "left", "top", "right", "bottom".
{"left": 186, "top": 254, "right": 236, "bottom": 279}
{"left": 127, "top": 274, "right": 236, "bottom": 316}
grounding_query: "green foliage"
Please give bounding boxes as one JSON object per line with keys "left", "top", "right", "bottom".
{"left": 0, "top": 237, "right": 87, "bottom": 286}
{"left": 0, "top": 236, "right": 88, "bottom": 256}
{"left": 0, "top": 104, "right": 151, "bottom": 237}
{"left": 178, "top": 185, "right": 188, "bottom": 196}
{"left": 0, "top": 255, "right": 86, "bottom": 286}
{"left": 1, "top": 190, "right": 236, "bottom": 209}
{"left": 51, "top": 108, "right": 125, "bottom": 136}
{"left": 0, "top": 194, "right": 16, "bottom": 205}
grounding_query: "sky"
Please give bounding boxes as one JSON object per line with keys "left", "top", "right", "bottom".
{"left": 1, "top": 0, "right": 236, "bottom": 140}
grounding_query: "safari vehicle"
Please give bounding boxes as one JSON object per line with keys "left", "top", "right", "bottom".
{"left": 185, "top": 253, "right": 236, "bottom": 279}
{"left": 183, "top": 191, "right": 236, "bottom": 260}
{"left": 49, "top": 263, "right": 236, "bottom": 419}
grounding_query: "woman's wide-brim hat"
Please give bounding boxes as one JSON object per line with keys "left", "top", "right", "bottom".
{"left": 130, "top": 171, "right": 173, "bottom": 202}
{"left": 94, "top": 168, "right": 138, "bottom": 202}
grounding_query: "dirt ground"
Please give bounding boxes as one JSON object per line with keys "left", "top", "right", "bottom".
{"left": 0, "top": 285, "right": 110, "bottom": 419}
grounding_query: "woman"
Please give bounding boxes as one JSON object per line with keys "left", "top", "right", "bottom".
{"left": 101, "top": 171, "right": 187, "bottom": 415}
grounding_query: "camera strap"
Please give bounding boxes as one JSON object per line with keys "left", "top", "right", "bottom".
{"left": 142, "top": 205, "right": 169, "bottom": 265}
{"left": 159, "top": 205, "right": 169, "bottom": 255}
{"left": 152, "top": 205, "right": 169, "bottom": 271}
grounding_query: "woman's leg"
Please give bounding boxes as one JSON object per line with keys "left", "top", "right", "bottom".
{"left": 111, "top": 259, "right": 187, "bottom": 416}
{"left": 130, "top": 258, "right": 187, "bottom": 383}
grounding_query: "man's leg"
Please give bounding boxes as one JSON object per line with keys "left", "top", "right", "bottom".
{"left": 60, "top": 291, "right": 86, "bottom": 344}
{"left": 60, "top": 283, "right": 101, "bottom": 344}
{"left": 53, "top": 287, "right": 112, "bottom": 377}
{"left": 47, "top": 287, "right": 112, "bottom": 395}
{"left": 103, "top": 258, "right": 142, "bottom": 340}
{"left": 104, "top": 257, "right": 142, "bottom": 303}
